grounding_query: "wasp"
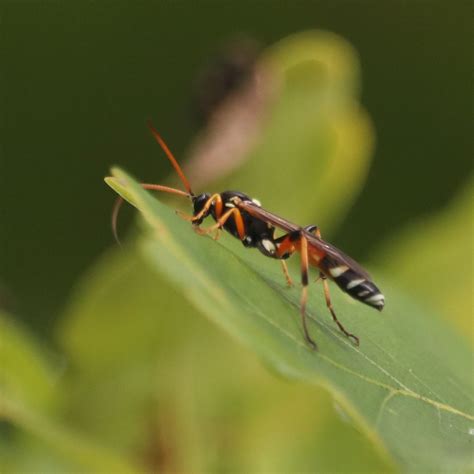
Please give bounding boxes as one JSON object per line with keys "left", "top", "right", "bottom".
{"left": 110, "top": 121, "right": 385, "bottom": 350}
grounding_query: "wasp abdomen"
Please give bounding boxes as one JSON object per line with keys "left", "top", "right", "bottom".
{"left": 324, "top": 260, "right": 385, "bottom": 311}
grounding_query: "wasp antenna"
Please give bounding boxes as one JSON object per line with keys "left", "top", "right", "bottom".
{"left": 140, "top": 183, "right": 191, "bottom": 198}
{"left": 110, "top": 182, "right": 191, "bottom": 244}
{"left": 111, "top": 195, "right": 124, "bottom": 246}
{"left": 146, "top": 119, "right": 194, "bottom": 196}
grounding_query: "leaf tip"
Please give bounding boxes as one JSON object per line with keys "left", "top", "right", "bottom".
{"left": 104, "top": 176, "right": 115, "bottom": 187}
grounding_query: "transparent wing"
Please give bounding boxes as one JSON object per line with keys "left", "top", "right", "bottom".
{"left": 238, "top": 200, "right": 371, "bottom": 280}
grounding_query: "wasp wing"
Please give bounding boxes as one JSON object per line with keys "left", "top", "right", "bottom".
{"left": 304, "top": 233, "right": 372, "bottom": 280}
{"left": 237, "top": 200, "right": 372, "bottom": 280}
{"left": 237, "top": 200, "right": 300, "bottom": 232}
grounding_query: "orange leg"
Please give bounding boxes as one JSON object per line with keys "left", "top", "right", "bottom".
{"left": 311, "top": 228, "right": 323, "bottom": 282}
{"left": 176, "top": 209, "right": 197, "bottom": 222}
{"left": 176, "top": 193, "right": 223, "bottom": 223}
{"left": 195, "top": 207, "right": 246, "bottom": 240}
{"left": 299, "top": 234, "right": 317, "bottom": 350}
{"left": 306, "top": 225, "right": 359, "bottom": 345}
{"left": 304, "top": 224, "right": 321, "bottom": 239}
{"left": 321, "top": 277, "right": 359, "bottom": 345}
{"left": 280, "top": 260, "right": 293, "bottom": 287}
{"left": 275, "top": 233, "right": 298, "bottom": 286}
{"left": 274, "top": 230, "right": 316, "bottom": 346}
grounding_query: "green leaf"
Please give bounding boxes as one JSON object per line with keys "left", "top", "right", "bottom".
{"left": 106, "top": 169, "right": 474, "bottom": 473}
{"left": 57, "top": 246, "right": 393, "bottom": 473}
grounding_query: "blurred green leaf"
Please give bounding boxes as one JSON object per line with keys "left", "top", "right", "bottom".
{"left": 56, "top": 245, "right": 205, "bottom": 457}
{"left": 0, "top": 312, "right": 57, "bottom": 412}
{"left": 1, "top": 397, "right": 139, "bottom": 474}
{"left": 191, "top": 31, "right": 374, "bottom": 234}
{"left": 0, "top": 311, "right": 139, "bottom": 473}
{"left": 106, "top": 169, "right": 474, "bottom": 473}
{"left": 373, "top": 178, "right": 473, "bottom": 344}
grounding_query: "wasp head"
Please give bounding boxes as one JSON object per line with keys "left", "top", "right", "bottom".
{"left": 192, "top": 193, "right": 212, "bottom": 224}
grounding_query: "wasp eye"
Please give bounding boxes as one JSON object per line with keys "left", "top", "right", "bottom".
{"left": 193, "top": 193, "right": 212, "bottom": 216}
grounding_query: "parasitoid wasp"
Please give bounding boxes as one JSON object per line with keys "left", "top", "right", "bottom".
{"left": 109, "top": 121, "right": 385, "bottom": 350}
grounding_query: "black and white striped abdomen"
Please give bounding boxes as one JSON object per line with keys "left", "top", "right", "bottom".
{"left": 326, "top": 264, "right": 385, "bottom": 311}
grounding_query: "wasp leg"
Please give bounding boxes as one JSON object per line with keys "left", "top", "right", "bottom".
{"left": 305, "top": 226, "right": 360, "bottom": 345}
{"left": 212, "top": 228, "right": 222, "bottom": 241}
{"left": 274, "top": 233, "right": 297, "bottom": 286}
{"left": 195, "top": 207, "right": 246, "bottom": 240}
{"left": 303, "top": 226, "right": 324, "bottom": 283}
{"left": 321, "top": 275, "right": 359, "bottom": 346}
{"left": 177, "top": 193, "right": 223, "bottom": 224}
{"left": 299, "top": 233, "right": 318, "bottom": 350}
{"left": 280, "top": 260, "right": 293, "bottom": 287}
{"left": 304, "top": 224, "right": 320, "bottom": 238}
{"left": 267, "top": 229, "right": 318, "bottom": 348}
{"left": 176, "top": 210, "right": 196, "bottom": 221}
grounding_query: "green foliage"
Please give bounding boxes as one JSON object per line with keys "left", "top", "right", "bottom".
{"left": 104, "top": 169, "right": 473, "bottom": 473}
{"left": 0, "top": 314, "right": 57, "bottom": 412}
{"left": 374, "top": 178, "right": 474, "bottom": 343}
{"left": 56, "top": 247, "right": 393, "bottom": 473}
{"left": 1, "top": 30, "right": 472, "bottom": 473}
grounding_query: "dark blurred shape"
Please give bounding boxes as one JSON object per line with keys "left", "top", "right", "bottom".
{"left": 193, "top": 37, "right": 262, "bottom": 124}
{"left": 185, "top": 37, "right": 275, "bottom": 189}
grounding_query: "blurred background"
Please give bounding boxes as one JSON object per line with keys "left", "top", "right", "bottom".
{"left": 2, "top": 1, "right": 471, "bottom": 334}
{"left": 1, "top": 1, "right": 472, "bottom": 472}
